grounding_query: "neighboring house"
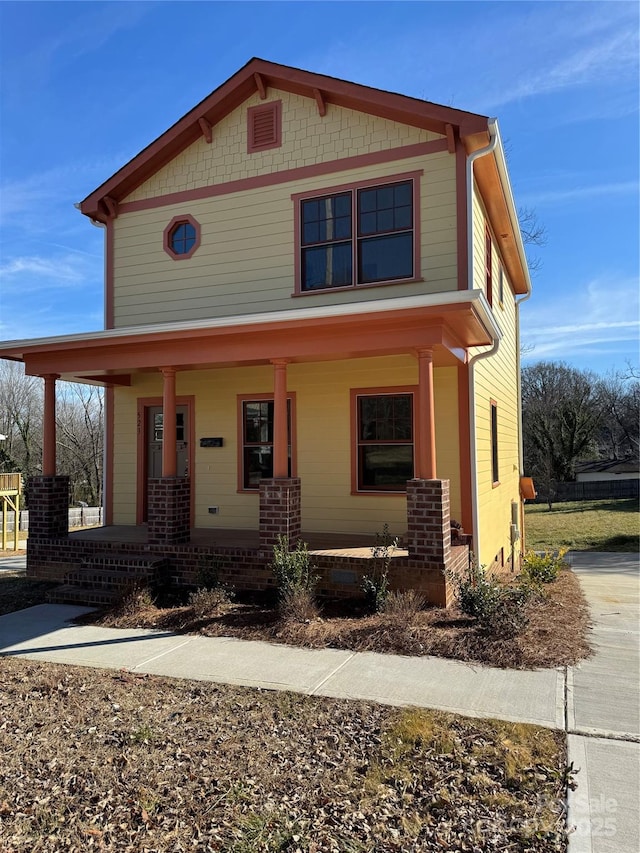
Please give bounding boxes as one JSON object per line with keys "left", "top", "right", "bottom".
{"left": 0, "top": 59, "right": 533, "bottom": 605}
{"left": 575, "top": 460, "right": 640, "bottom": 483}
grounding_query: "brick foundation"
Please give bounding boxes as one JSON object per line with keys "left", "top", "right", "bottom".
{"left": 147, "top": 477, "right": 191, "bottom": 545}
{"left": 259, "top": 478, "right": 301, "bottom": 554}
{"left": 27, "top": 476, "right": 69, "bottom": 540}
{"left": 406, "top": 478, "right": 451, "bottom": 566}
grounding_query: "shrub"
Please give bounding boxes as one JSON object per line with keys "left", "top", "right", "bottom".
{"left": 521, "top": 549, "right": 567, "bottom": 586}
{"left": 271, "top": 535, "right": 318, "bottom": 617}
{"left": 278, "top": 586, "right": 319, "bottom": 623}
{"left": 196, "top": 556, "right": 224, "bottom": 590}
{"left": 383, "top": 589, "right": 425, "bottom": 624}
{"left": 454, "top": 562, "right": 530, "bottom": 638}
{"left": 362, "top": 524, "right": 398, "bottom": 613}
{"left": 188, "top": 585, "right": 234, "bottom": 619}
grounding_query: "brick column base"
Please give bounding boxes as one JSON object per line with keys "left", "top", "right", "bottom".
{"left": 27, "top": 476, "right": 69, "bottom": 539}
{"left": 259, "top": 478, "right": 301, "bottom": 555}
{"left": 406, "top": 478, "right": 451, "bottom": 567}
{"left": 147, "top": 477, "right": 191, "bottom": 545}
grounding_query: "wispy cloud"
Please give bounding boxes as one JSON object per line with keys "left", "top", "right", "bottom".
{"left": 0, "top": 255, "right": 88, "bottom": 284}
{"left": 520, "top": 181, "right": 639, "bottom": 208}
{"left": 521, "top": 275, "right": 640, "bottom": 363}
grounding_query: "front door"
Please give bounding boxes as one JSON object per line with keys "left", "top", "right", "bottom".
{"left": 144, "top": 405, "right": 189, "bottom": 521}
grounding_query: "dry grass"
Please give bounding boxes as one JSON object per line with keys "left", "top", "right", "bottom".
{"left": 91, "top": 567, "right": 591, "bottom": 670}
{"left": 525, "top": 498, "right": 639, "bottom": 552}
{"left": 0, "top": 657, "right": 569, "bottom": 851}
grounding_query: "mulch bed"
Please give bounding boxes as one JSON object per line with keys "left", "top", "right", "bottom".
{"left": 92, "top": 568, "right": 591, "bottom": 670}
{"left": 0, "top": 657, "right": 569, "bottom": 851}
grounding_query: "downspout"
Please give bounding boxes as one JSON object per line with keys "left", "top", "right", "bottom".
{"left": 465, "top": 119, "right": 499, "bottom": 565}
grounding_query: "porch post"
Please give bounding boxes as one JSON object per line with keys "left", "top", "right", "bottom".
{"left": 42, "top": 373, "right": 59, "bottom": 476}
{"left": 415, "top": 348, "right": 437, "bottom": 480}
{"left": 272, "top": 359, "right": 288, "bottom": 478}
{"left": 161, "top": 367, "right": 177, "bottom": 477}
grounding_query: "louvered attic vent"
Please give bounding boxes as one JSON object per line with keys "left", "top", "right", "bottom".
{"left": 247, "top": 101, "right": 282, "bottom": 153}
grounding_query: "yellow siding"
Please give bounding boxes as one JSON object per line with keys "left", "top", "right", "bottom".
{"left": 471, "top": 183, "right": 521, "bottom": 567}
{"left": 112, "top": 358, "right": 461, "bottom": 536}
{"left": 111, "top": 91, "right": 457, "bottom": 328}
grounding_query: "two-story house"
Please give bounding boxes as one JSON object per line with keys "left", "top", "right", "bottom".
{"left": 0, "top": 59, "right": 533, "bottom": 606}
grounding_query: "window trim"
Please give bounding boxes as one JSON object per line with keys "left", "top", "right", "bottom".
{"left": 236, "top": 392, "right": 297, "bottom": 493}
{"left": 490, "top": 399, "right": 500, "bottom": 486}
{"left": 292, "top": 170, "right": 423, "bottom": 296}
{"left": 247, "top": 100, "right": 282, "bottom": 154}
{"left": 163, "top": 214, "right": 201, "bottom": 260}
{"left": 350, "top": 386, "right": 417, "bottom": 495}
{"left": 485, "top": 223, "right": 493, "bottom": 307}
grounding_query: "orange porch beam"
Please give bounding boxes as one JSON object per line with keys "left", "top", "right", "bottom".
{"left": 415, "top": 349, "right": 437, "bottom": 479}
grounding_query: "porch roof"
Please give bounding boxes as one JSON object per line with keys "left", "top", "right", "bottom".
{"left": 0, "top": 290, "right": 500, "bottom": 385}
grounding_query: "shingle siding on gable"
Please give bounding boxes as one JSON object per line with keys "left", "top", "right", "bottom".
{"left": 123, "top": 90, "right": 442, "bottom": 204}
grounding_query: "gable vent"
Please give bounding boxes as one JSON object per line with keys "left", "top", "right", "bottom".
{"left": 247, "top": 101, "right": 282, "bottom": 153}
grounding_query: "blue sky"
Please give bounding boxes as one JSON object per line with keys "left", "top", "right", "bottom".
{"left": 0, "top": 0, "right": 638, "bottom": 376}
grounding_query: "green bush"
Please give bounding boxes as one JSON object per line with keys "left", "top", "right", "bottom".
{"left": 454, "top": 562, "right": 530, "bottom": 638}
{"left": 362, "top": 524, "right": 398, "bottom": 613}
{"left": 521, "top": 548, "right": 567, "bottom": 586}
{"left": 271, "top": 535, "right": 317, "bottom": 600}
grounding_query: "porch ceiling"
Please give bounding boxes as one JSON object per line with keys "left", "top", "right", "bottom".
{"left": 0, "top": 291, "right": 499, "bottom": 385}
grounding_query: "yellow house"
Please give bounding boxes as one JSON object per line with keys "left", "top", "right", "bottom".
{"left": 0, "top": 59, "right": 534, "bottom": 606}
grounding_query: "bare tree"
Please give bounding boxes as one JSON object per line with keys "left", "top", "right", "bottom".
{"left": 597, "top": 371, "right": 640, "bottom": 461}
{"left": 518, "top": 206, "right": 547, "bottom": 274}
{"left": 522, "top": 362, "right": 606, "bottom": 508}
{"left": 56, "top": 383, "right": 104, "bottom": 506}
{"left": 0, "top": 361, "right": 42, "bottom": 482}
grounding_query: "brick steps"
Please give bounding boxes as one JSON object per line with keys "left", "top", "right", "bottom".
{"left": 46, "top": 552, "right": 169, "bottom": 607}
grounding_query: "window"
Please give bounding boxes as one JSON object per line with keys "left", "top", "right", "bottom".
{"left": 295, "top": 173, "right": 420, "bottom": 293}
{"left": 498, "top": 264, "right": 504, "bottom": 306}
{"left": 163, "top": 214, "right": 201, "bottom": 260}
{"left": 247, "top": 101, "right": 282, "bottom": 153}
{"left": 240, "top": 397, "right": 293, "bottom": 490}
{"left": 354, "top": 391, "right": 414, "bottom": 492}
{"left": 490, "top": 401, "right": 499, "bottom": 485}
{"left": 485, "top": 224, "right": 493, "bottom": 307}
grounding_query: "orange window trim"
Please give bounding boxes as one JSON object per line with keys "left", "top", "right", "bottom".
{"left": 490, "top": 398, "right": 499, "bottom": 487}
{"left": 292, "top": 170, "right": 423, "bottom": 296}
{"left": 350, "top": 385, "right": 417, "bottom": 495}
{"left": 236, "top": 392, "right": 297, "bottom": 493}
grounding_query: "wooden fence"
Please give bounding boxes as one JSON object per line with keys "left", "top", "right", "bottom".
{"left": 0, "top": 506, "right": 103, "bottom": 533}
{"left": 533, "top": 479, "right": 639, "bottom": 503}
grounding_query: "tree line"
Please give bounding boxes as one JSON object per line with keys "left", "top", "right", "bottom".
{"left": 522, "top": 361, "right": 639, "bottom": 505}
{"left": 0, "top": 361, "right": 103, "bottom": 507}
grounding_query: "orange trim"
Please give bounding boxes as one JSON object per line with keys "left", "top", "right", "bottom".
{"left": 350, "top": 385, "right": 417, "bottom": 495}
{"left": 135, "top": 394, "right": 195, "bottom": 524}
{"left": 163, "top": 214, "right": 201, "bottom": 260}
{"left": 105, "top": 385, "right": 114, "bottom": 525}
{"left": 313, "top": 87, "right": 326, "bottom": 117}
{"left": 15, "top": 305, "right": 491, "bottom": 381}
{"left": 42, "top": 374, "right": 59, "bottom": 476}
{"left": 415, "top": 348, "right": 436, "bottom": 479}
{"left": 161, "top": 368, "right": 177, "bottom": 477}
{"left": 105, "top": 218, "right": 114, "bottom": 328}
{"left": 119, "top": 141, "right": 443, "bottom": 216}
{"left": 272, "top": 360, "right": 289, "bottom": 478}
{"left": 456, "top": 140, "right": 468, "bottom": 290}
{"left": 198, "top": 116, "right": 213, "bottom": 143}
{"left": 292, "top": 169, "right": 423, "bottom": 295}
{"left": 519, "top": 476, "right": 536, "bottom": 500}
{"left": 457, "top": 363, "right": 472, "bottom": 534}
{"left": 490, "top": 399, "right": 499, "bottom": 486}
{"left": 445, "top": 123, "right": 455, "bottom": 154}
{"left": 236, "top": 392, "right": 297, "bottom": 493}
{"left": 254, "top": 72, "right": 267, "bottom": 100}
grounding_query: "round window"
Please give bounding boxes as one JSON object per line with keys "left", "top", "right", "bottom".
{"left": 169, "top": 221, "right": 196, "bottom": 255}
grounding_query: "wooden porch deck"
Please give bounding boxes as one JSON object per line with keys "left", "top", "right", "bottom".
{"left": 68, "top": 525, "right": 409, "bottom": 559}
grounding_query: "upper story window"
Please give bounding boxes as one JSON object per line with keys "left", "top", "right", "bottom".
{"left": 293, "top": 172, "right": 421, "bottom": 294}
{"left": 163, "top": 214, "right": 201, "bottom": 260}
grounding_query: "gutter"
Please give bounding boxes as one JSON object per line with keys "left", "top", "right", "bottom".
{"left": 466, "top": 118, "right": 500, "bottom": 565}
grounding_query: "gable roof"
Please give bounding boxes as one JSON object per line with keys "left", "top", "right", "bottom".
{"left": 79, "top": 57, "right": 489, "bottom": 219}
{"left": 78, "top": 57, "right": 529, "bottom": 294}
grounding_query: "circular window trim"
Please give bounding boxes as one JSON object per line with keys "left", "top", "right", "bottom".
{"left": 163, "top": 214, "right": 201, "bottom": 260}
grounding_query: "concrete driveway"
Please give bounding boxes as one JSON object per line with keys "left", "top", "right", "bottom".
{"left": 566, "top": 551, "right": 640, "bottom": 853}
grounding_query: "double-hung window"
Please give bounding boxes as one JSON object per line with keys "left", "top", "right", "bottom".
{"left": 296, "top": 172, "right": 420, "bottom": 293}
{"left": 353, "top": 390, "right": 415, "bottom": 492}
{"left": 239, "top": 397, "right": 293, "bottom": 490}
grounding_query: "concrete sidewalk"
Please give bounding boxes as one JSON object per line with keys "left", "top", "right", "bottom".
{"left": 0, "top": 550, "right": 637, "bottom": 851}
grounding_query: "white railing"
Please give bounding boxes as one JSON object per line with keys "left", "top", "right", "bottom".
{"left": 0, "top": 506, "right": 103, "bottom": 532}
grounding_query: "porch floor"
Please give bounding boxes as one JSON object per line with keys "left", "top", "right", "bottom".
{"left": 68, "top": 526, "right": 409, "bottom": 559}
